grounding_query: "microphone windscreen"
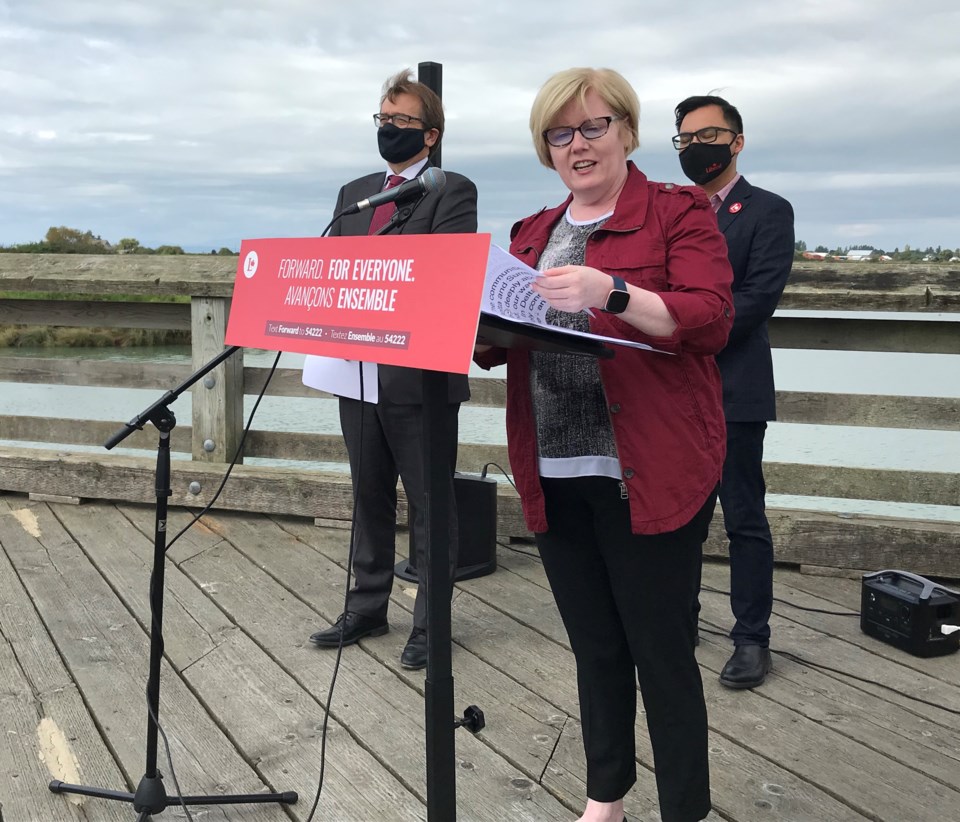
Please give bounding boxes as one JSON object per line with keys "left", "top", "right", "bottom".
{"left": 421, "top": 167, "right": 446, "bottom": 195}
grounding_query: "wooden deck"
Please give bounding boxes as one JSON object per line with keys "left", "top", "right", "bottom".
{"left": 2, "top": 494, "right": 959, "bottom": 822}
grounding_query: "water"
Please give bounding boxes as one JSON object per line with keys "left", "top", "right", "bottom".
{"left": 2, "top": 327, "right": 959, "bottom": 523}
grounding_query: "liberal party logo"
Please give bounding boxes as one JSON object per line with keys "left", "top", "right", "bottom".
{"left": 243, "top": 250, "right": 259, "bottom": 279}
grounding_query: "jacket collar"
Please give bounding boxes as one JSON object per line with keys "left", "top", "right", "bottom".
{"left": 511, "top": 160, "right": 650, "bottom": 250}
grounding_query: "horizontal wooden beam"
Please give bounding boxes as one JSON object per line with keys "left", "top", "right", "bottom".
{"left": 0, "top": 254, "right": 236, "bottom": 297}
{"left": 1, "top": 447, "right": 956, "bottom": 577}
{"left": 0, "top": 299, "right": 190, "bottom": 330}
{"left": 769, "top": 316, "right": 960, "bottom": 354}
{"left": 703, "top": 508, "right": 960, "bottom": 579}
{"left": 3, "top": 360, "right": 956, "bottom": 430}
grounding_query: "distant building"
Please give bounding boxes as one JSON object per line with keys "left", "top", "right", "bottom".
{"left": 845, "top": 249, "right": 875, "bottom": 260}
{"left": 802, "top": 251, "right": 829, "bottom": 260}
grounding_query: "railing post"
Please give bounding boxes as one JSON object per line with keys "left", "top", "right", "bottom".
{"left": 190, "top": 296, "right": 243, "bottom": 463}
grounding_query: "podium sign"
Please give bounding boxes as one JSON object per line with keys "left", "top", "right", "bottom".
{"left": 226, "top": 233, "right": 492, "bottom": 374}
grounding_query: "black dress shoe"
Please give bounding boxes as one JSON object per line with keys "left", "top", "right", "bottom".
{"left": 309, "top": 612, "right": 388, "bottom": 648}
{"left": 719, "top": 644, "right": 771, "bottom": 689}
{"left": 400, "top": 628, "right": 427, "bottom": 670}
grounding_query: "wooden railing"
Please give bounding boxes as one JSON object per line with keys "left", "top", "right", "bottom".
{"left": 1, "top": 254, "right": 958, "bottom": 576}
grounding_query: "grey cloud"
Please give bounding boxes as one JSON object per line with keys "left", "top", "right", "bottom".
{"left": 1, "top": 0, "right": 958, "bottom": 252}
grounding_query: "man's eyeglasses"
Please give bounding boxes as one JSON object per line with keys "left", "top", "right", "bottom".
{"left": 543, "top": 116, "right": 619, "bottom": 148}
{"left": 373, "top": 113, "right": 425, "bottom": 128}
{"left": 672, "top": 126, "right": 739, "bottom": 150}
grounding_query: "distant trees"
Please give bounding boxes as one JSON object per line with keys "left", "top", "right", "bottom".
{"left": 792, "top": 241, "right": 960, "bottom": 262}
{"left": 0, "top": 227, "right": 237, "bottom": 256}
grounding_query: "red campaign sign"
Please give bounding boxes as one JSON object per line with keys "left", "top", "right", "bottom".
{"left": 225, "top": 233, "right": 492, "bottom": 374}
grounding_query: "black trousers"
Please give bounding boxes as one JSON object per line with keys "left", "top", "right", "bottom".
{"left": 719, "top": 421, "right": 774, "bottom": 647}
{"left": 536, "top": 476, "right": 714, "bottom": 822}
{"left": 338, "top": 396, "right": 459, "bottom": 631}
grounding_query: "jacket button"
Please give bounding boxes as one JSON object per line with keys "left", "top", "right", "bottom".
{"left": 623, "top": 468, "right": 635, "bottom": 479}
{"left": 610, "top": 403, "right": 621, "bottom": 413}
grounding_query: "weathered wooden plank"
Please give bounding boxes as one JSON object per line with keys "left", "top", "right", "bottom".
{"left": 0, "top": 446, "right": 359, "bottom": 518}
{"left": 0, "top": 636, "right": 85, "bottom": 822}
{"left": 0, "top": 503, "right": 280, "bottom": 820}
{"left": 0, "top": 253, "right": 236, "bottom": 297}
{"left": 769, "top": 316, "right": 960, "bottom": 354}
{"left": 774, "top": 391, "right": 960, "bottom": 430}
{"left": 191, "top": 297, "right": 244, "bottom": 463}
{"left": 0, "top": 520, "right": 130, "bottom": 822}
{"left": 0, "top": 415, "right": 194, "bottom": 452}
{"left": 696, "top": 587, "right": 960, "bottom": 790}
{"left": 768, "top": 462, "right": 960, "bottom": 506}
{"left": 0, "top": 298, "right": 190, "bottom": 329}
{"left": 266, "top": 520, "right": 572, "bottom": 800}
{"left": 9, "top": 494, "right": 960, "bottom": 822}
{"left": 51, "top": 504, "right": 233, "bottom": 670}
{"left": 2, "top": 447, "right": 958, "bottom": 577}
{"left": 0, "top": 356, "right": 189, "bottom": 389}
{"left": 758, "top": 566, "right": 960, "bottom": 690}
{"left": 703, "top": 508, "right": 960, "bottom": 579}
{"left": 694, "top": 637, "right": 960, "bottom": 820}
{"left": 170, "top": 512, "right": 573, "bottom": 821}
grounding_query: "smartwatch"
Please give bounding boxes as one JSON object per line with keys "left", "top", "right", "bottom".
{"left": 601, "top": 275, "right": 630, "bottom": 315}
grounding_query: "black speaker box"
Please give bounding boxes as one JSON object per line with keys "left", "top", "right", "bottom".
{"left": 395, "top": 472, "right": 498, "bottom": 582}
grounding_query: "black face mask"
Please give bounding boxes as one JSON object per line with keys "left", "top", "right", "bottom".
{"left": 377, "top": 123, "right": 427, "bottom": 164}
{"left": 679, "top": 142, "right": 733, "bottom": 186}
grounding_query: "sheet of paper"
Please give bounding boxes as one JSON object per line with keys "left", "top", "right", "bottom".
{"left": 483, "top": 245, "right": 664, "bottom": 352}
{"left": 302, "top": 355, "right": 378, "bottom": 402}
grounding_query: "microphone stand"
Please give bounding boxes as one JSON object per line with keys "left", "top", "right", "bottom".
{"left": 50, "top": 345, "right": 298, "bottom": 819}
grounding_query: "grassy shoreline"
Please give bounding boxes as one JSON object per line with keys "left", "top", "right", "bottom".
{"left": 0, "top": 326, "right": 190, "bottom": 348}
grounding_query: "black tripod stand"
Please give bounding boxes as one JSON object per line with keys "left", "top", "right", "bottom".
{"left": 49, "top": 345, "right": 297, "bottom": 820}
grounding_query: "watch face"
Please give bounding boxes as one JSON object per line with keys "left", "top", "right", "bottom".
{"left": 604, "top": 287, "right": 630, "bottom": 314}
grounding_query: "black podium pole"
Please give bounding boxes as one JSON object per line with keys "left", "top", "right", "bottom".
{"left": 421, "top": 368, "right": 457, "bottom": 820}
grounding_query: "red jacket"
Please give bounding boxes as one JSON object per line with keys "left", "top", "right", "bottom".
{"left": 476, "top": 162, "right": 734, "bottom": 534}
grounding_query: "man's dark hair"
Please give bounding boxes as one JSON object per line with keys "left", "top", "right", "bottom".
{"left": 674, "top": 94, "right": 743, "bottom": 134}
{"left": 381, "top": 69, "right": 444, "bottom": 158}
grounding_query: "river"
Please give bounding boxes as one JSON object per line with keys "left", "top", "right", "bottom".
{"left": 2, "top": 315, "right": 959, "bottom": 523}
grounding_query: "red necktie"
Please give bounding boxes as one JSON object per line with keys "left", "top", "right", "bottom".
{"left": 367, "top": 174, "right": 406, "bottom": 235}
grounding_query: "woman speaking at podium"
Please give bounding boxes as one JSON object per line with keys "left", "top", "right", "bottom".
{"left": 475, "top": 67, "right": 733, "bottom": 822}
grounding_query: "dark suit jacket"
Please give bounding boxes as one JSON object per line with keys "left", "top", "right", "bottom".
{"left": 715, "top": 176, "right": 794, "bottom": 421}
{"left": 329, "top": 162, "right": 479, "bottom": 404}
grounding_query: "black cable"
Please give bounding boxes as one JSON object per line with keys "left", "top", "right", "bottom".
{"left": 773, "top": 647, "right": 960, "bottom": 716}
{"left": 304, "top": 359, "right": 366, "bottom": 822}
{"left": 166, "top": 351, "right": 283, "bottom": 551}
{"left": 497, "top": 539, "right": 541, "bottom": 561}
{"left": 700, "top": 583, "right": 859, "bottom": 617}
{"left": 481, "top": 461, "right": 518, "bottom": 494}
{"left": 698, "top": 624, "right": 960, "bottom": 716}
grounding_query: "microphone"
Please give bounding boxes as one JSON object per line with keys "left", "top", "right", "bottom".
{"left": 341, "top": 167, "right": 446, "bottom": 215}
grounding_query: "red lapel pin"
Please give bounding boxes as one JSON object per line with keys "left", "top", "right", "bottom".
{"left": 728, "top": 202, "right": 742, "bottom": 214}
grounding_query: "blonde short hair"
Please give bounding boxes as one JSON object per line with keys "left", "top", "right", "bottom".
{"left": 529, "top": 68, "right": 640, "bottom": 169}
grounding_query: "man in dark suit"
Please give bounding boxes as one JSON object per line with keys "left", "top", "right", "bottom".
{"left": 307, "top": 69, "right": 478, "bottom": 670}
{"left": 674, "top": 95, "right": 794, "bottom": 688}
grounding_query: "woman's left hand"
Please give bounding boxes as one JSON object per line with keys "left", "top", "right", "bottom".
{"left": 531, "top": 265, "right": 611, "bottom": 313}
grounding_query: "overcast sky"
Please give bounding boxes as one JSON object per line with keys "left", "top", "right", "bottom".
{"left": 2, "top": 0, "right": 958, "bottom": 253}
